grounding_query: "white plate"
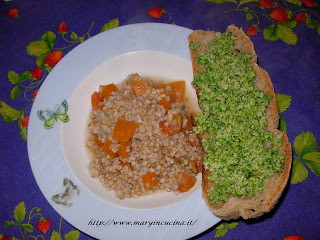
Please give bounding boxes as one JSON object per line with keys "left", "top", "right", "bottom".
{"left": 27, "top": 23, "right": 220, "bottom": 240}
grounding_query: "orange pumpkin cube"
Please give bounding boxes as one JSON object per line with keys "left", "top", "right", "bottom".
{"left": 189, "top": 160, "right": 197, "bottom": 173}
{"left": 157, "top": 89, "right": 173, "bottom": 109}
{"left": 168, "top": 81, "right": 185, "bottom": 102}
{"left": 177, "top": 172, "right": 196, "bottom": 192}
{"left": 159, "top": 114, "right": 182, "bottom": 135}
{"left": 142, "top": 172, "right": 158, "bottom": 190}
{"left": 113, "top": 118, "right": 139, "bottom": 142}
{"left": 101, "top": 139, "right": 117, "bottom": 158}
{"left": 154, "top": 83, "right": 166, "bottom": 89}
{"left": 183, "top": 116, "right": 193, "bottom": 131}
{"left": 100, "top": 83, "right": 118, "bottom": 100}
{"left": 91, "top": 92, "right": 103, "bottom": 110}
{"left": 120, "top": 160, "right": 132, "bottom": 169}
{"left": 117, "top": 141, "right": 131, "bottom": 157}
{"left": 93, "top": 134, "right": 103, "bottom": 147}
{"left": 131, "top": 80, "right": 148, "bottom": 96}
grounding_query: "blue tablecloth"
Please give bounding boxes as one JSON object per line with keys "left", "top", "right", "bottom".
{"left": 1, "top": 1, "right": 320, "bottom": 239}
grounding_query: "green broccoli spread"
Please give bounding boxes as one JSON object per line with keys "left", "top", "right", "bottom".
{"left": 191, "top": 32, "right": 284, "bottom": 206}
{"left": 189, "top": 41, "right": 201, "bottom": 51}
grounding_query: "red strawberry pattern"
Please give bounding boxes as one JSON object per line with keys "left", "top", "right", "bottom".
{"left": 32, "top": 89, "right": 39, "bottom": 99}
{"left": 58, "top": 22, "right": 67, "bottom": 32}
{"left": 8, "top": 9, "right": 18, "bottom": 18}
{"left": 246, "top": 25, "right": 258, "bottom": 36}
{"left": 269, "top": 8, "right": 290, "bottom": 22}
{"left": 44, "top": 51, "right": 63, "bottom": 68}
{"left": 148, "top": 7, "right": 165, "bottom": 18}
{"left": 300, "top": 0, "right": 315, "bottom": 7}
{"left": 0, "top": 236, "right": 11, "bottom": 240}
{"left": 259, "top": 0, "right": 275, "bottom": 9}
{"left": 36, "top": 217, "right": 51, "bottom": 233}
{"left": 283, "top": 235, "right": 306, "bottom": 240}
{"left": 296, "top": 12, "right": 307, "bottom": 23}
{"left": 21, "top": 116, "right": 29, "bottom": 127}
{"left": 31, "top": 67, "right": 42, "bottom": 80}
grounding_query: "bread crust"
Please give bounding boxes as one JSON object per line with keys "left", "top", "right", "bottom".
{"left": 188, "top": 25, "right": 292, "bottom": 220}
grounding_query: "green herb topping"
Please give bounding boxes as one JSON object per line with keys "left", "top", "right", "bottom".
{"left": 189, "top": 41, "right": 201, "bottom": 51}
{"left": 192, "top": 32, "right": 284, "bottom": 206}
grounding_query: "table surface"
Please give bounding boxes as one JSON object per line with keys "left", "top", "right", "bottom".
{"left": 1, "top": 1, "right": 320, "bottom": 240}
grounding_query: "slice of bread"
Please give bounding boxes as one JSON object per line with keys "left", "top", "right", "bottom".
{"left": 188, "top": 25, "right": 292, "bottom": 220}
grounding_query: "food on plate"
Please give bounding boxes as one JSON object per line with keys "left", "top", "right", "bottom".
{"left": 188, "top": 25, "right": 292, "bottom": 219}
{"left": 86, "top": 73, "right": 203, "bottom": 199}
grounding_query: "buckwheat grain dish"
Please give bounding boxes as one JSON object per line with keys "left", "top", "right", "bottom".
{"left": 86, "top": 73, "right": 203, "bottom": 199}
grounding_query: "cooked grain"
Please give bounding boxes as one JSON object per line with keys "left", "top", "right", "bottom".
{"left": 87, "top": 74, "right": 203, "bottom": 199}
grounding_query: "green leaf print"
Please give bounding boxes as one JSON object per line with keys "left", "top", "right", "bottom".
{"left": 3, "top": 220, "right": 17, "bottom": 228}
{"left": 303, "top": 152, "right": 320, "bottom": 176}
{"left": 8, "top": 71, "right": 20, "bottom": 84}
{"left": 21, "top": 223, "right": 34, "bottom": 233}
{"left": 291, "top": 131, "right": 320, "bottom": 184}
{"left": 290, "top": 157, "right": 308, "bottom": 184}
{"left": 214, "top": 222, "right": 238, "bottom": 238}
{"left": 41, "top": 31, "right": 56, "bottom": 48}
{"left": 278, "top": 116, "right": 287, "bottom": 132}
{"left": 214, "top": 223, "right": 228, "bottom": 238}
{"left": 293, "top": 131, "right": 318, "bottom": 157}
{"left": 36, "top": 53, "right": 48, "bottom": 68}
{"left": 225, "top": 222, "right": 238, "bottom": 229}
{"left": 246, "top": 13, "right": 253, "bottom": 20}
{"left": 278, "top": 19, "right": 297, "bottom": 29}
{"left": 14, "top": 202, "right": 26, "bottom": 223}
{"left": 70, "top": 32, "right": 78, "bottom": 40}
{"left": 207, "top": 0, "right": 237, "bottom": 5}
{"left": 306, "top": 18, "right": 319, "bottom": 29}
{"left": 277, "top": 25, "right": 298, "bottom": 45}
{"left": 51, "top": 231, "right": 63, "bottom": 240}
{"left": 285, "top": 0, "right": 302, "bottom": 6}
{"left": 10, "top": 85, "right": 21, "bottom": 101}
{"left": 276, "top": 94, "right": 292, "bottom": 114}
{"left": 100, "top": 18, "right": 120, "bottom": 32}
{"left": 263, "top": 25, "right": 278, "bottom": 41}
{"left": 64, "top": 230, "right": 80, "bottom": 240}
{"left": 239, "top": 0, "right": 259, "bottom": 6}
{"left": 0, "top": 100, "right": 23, "bottom": 123}
{"left": 27, "top": 40, "right": 50, "bottom": 57}
{"left": 20, "top": 71, "right": 32, "bottom": 82}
